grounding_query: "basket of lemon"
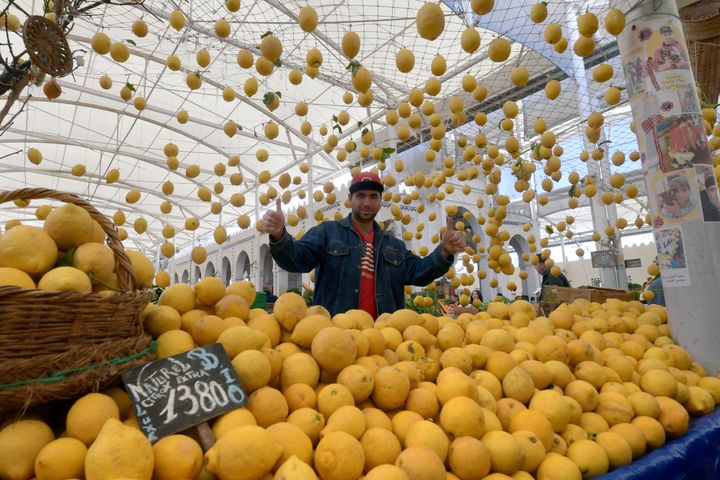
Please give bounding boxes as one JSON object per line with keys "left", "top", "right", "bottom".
{"left": 0, "top": 188, "right": 154, "bottom": 416}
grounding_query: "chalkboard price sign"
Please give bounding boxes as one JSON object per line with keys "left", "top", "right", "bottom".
{"left": 122, "top": 342, "right": 247, "bottom": 442}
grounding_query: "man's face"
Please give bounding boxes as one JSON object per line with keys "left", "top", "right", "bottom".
{"left": 534, "top": 261, "right": 545, "bottom": 275}
{"left": 349, "top": 190, "right": 382, "bottom": 223}
{"left": 708, "top": 185, "right": 720, "bottom": 208}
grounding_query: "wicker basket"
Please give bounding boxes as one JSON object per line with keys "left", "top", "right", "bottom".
{"left": 681, "top": 3, "right": 720, "bottom": 104}
{"left": 0, "top": 188, "right": 152, "bottom": 417}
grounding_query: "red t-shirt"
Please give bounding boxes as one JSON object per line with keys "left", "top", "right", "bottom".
{"left": 353, "top": 223, "right": 377, "bottom": 319}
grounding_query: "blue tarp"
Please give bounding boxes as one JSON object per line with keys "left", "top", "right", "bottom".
{"left": 597, "top": 407, "right": 720, "bottom": 479}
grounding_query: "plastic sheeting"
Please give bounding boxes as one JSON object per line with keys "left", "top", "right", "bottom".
{"left": 598, "top": 407, "right": 720, "bottom": 479}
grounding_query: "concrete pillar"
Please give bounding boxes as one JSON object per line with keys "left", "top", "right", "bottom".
{"left": 619, "top": 0, "right": 720, "bottom": 373}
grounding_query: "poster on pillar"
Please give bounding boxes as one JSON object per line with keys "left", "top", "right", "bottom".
{"left": 653, "top": 226, "right": 690, "bottom": 287}
{"left": 621, "top": 12, "right": 713, "bottom": 230}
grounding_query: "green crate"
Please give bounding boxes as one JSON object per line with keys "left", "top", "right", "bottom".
{"left": 250, "top": 291, "right": 267, "bottom": 310}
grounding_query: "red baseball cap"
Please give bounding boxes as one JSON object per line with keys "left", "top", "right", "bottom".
{"left": 349, "top": 171, "right": 384, "bottom": 194}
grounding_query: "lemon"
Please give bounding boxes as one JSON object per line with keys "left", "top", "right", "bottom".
{"left": 341, "top": 31, "right": 360, "bottom": 59}
{"left": 337, "top": 364, "right": 375, "bottom": 403}
{"left": 169, "top": 9, "right": 185, "bottom": 30}
{"left": 85, "top": 418, "right": 154, "bottom": 480}
{"left": 396, "top": 48, "right": 415, "bottom": 73}
{"left": 314, "top": 431, "right": 365, "bottom": 480}
{"left": 43, "top": 203, "right": 96, "bottom": 251}
{"left": 91, "top": 32, "right": 111, "bottom": 54}
{"left": 0, "top": 419, "right": 55, "bottom": 480}
{"left": 152, "top": 434, "right": 203, "bottom": 480}
{"left": 610, "top": 423, "right": 647, "bottom": 459}
{"left": 229, "top": 350, "right": 272, "bottom": 394}
{"left": 101, "top": 385, "right": 132, "bottom": 420}
{"left": 260, "top": 34, "right": 283, "bottom": 62}
{"left": 405, "top": 419, "right": 450, "bottom": 461}
{"left": 298, "top": 6, "right": 318, "bottom": 32}
{"left": 109, "top": 42, "right": 130, "bottom": 62}
{"left": 215, "top": 18, "right": 231, "bottom": 38}
{"left": 280, "top": 352, "right": 321, "bottom": 389}
{"left": 0, "top": 267, "right": 36, "bottom": 288}
{"left": 156, "top": 329, "right": 195, "bottom": 358}
{"left": 205, "top": 425, "right": 282, "bottom": 480}
{"left": 155, "top": 270, "right": 170, "bottom": 287}
{"left": 604, "top": 8, "right": 625, "bottom": 35}
{"left": 291, "top": 314, "right": 333, "bottom": 348}
{"left": 217, "top": 325, "right": 268, "bottom": 358}
{"left": 595, "top": 431, "right": 633, "bottom": 468}
{"left": 143, "top": 305, "right": 182, "bottom": 337}
{"left": 577, "top": 12, "right": 599, "bottom": 37}
{"left": 416, "top": 3, "right": 445, "bottom": 41}
{"left": 34, "top": 437, "right": 87, "bottom": 480}
{"left": 395, "top": 445, "right": 446, "bottom": 479}
{"left": 461, "top": 27, "right": 481, "bottom": 53}
{"left": 287, "top": 408, "right": 326, "bottom": 444}
{"left": 247, "top": 314, "right": 281, "bottom": 346}
{"left": 439, "top": 395, "right": 486, "bottom": 439}
{"left": 158, "top": 283, "right": 196, "bottom": 314}
{"left": 431, "top": 54, "right": 447, "bottom": 75}
{"left": 567, "top": 439, "right": 609, "bottom": 477}
{"left": 448, "top": 436, "right": 491, "bottom": 479}
{"left": 247, "top": 386, "right": 289, "bottom": 427}
{"left": 66, "top": 392, "right": 120, "bottom": 445}
{"left": 372, "top": 366, "right": 411, "bottom": 411}
{"left": 544, "top": 79, "right": 561, "bottom": 100}
{"left": 68, "top": 242, "right": 112, "bottom": 281}
{"left": 311, "top": 327, "right": 357, "bottom": 374}
{"left": 537, "top": 452, "right": 582, "bottom": 480}
{"left": 471, "top": 0, "right": 494, "bottom": 14}
{"left": 0, "top": 226, "right": 58, "bottom": 277}
{"left": 488, "top": 38, "right": 511, "bottom": 62}
{"left": 215, "top": 294, "right": 251, "bottom": 320}
{"left": 592, "top": 63, "right": 614, "bottom": 83}
{"left": 360, "top": 427, "right": 402, "bottom": 472}
{"left": 267, "top": 422, "right": 314, "bottom": 467}
{"left": 194, "top": 276, "right": 226, "bottom": 305}
{"left": 604, "top": 86, "right": 621, "bottom": 105}
{"left": 212, "top": 408, "right": 257, "bottom": 439}
{"left": 530, "top": 2, "right": 548, "bottom": 23}
{"left": 656, "top": 396, "right": 689, "bottom": 438}
{"left": 273, "top": 454, "right": 319, "bottom": 479}
{"left": 351, "top": 66, "right": 372, "bottom": 93}
{"left": 274, "top": 292, "right": 308, "bottom": 330}
{"left": 38, "top": 266, "right": 92, "bottom": 293}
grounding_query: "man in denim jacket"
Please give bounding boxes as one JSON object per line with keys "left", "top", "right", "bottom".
{"left": 261, "top": 172, "right": 467, "bottom": 317}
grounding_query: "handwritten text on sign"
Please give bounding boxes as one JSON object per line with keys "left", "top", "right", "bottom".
{"left": 122, "top": 343, "right": 247, "bottom": 442}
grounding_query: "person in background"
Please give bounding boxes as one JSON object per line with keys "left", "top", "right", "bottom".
{"left": 645, "top": 275, "right": 666, "bottom": 306}
{"left": 535, "top": 253, "right": 570, "bottom": 300}
{"left": 470, "top": 289, "right": 483, "bottom": 304}
{"left": 262, "top": 171, "right": 466, "bottom": 317}
{"left": 263, "top": 283, "right": 277, "bottom": 303}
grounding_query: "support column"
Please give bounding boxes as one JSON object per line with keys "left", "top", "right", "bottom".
{"left": 619, "top": 0, "right": 720, "bottom": 373}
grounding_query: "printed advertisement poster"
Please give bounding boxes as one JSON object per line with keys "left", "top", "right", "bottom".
{"left": 654, "top": 226, "right": 691, "bottom": 287}
{"left": 696, "top": 165, "right": 720, "bottom": 222}
{"left": 650, "top": 169, "right": 701, "bottom": 227}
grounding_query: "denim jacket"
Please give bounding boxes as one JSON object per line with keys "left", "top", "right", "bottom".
{"left": 269, "top": 214, "right": 454, "bottom": 317}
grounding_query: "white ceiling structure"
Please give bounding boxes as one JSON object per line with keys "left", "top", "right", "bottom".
{"left": 0, "top": 0, "right": 649, "bottom": 256}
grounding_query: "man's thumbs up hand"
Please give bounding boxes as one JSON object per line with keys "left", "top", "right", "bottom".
{"left": 262, "top": 198, "right": 286, "bottom": 241}
{"left": 441, "top": 217, "right": 466, "bottom": 258}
